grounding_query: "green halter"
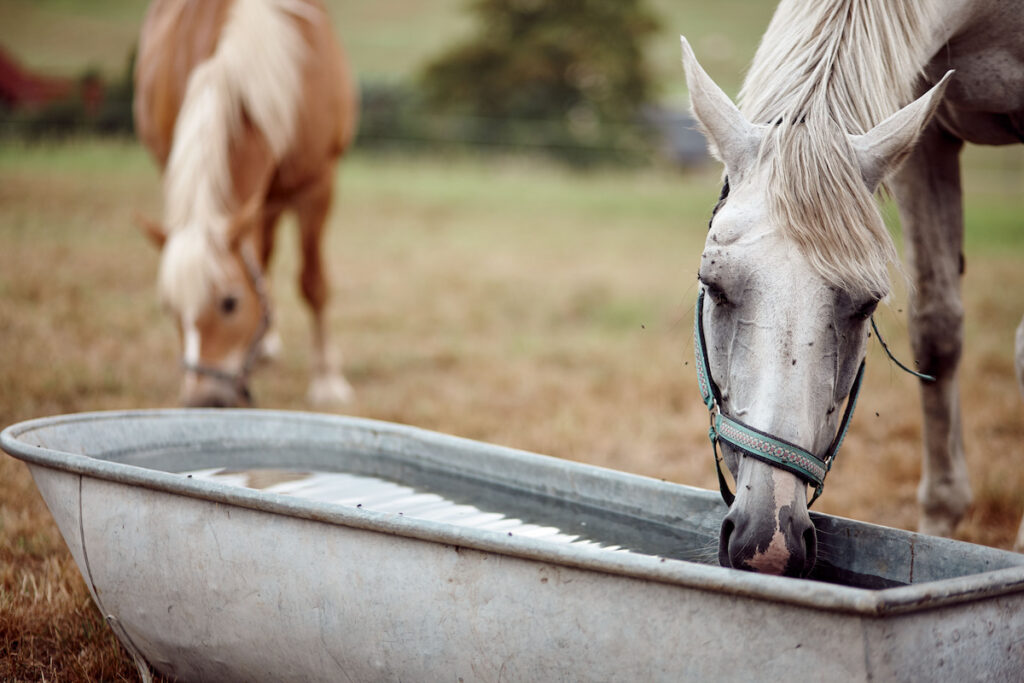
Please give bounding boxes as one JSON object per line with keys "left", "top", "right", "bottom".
{"left": 693, "top": 289, "right": 865, "bottom": 506}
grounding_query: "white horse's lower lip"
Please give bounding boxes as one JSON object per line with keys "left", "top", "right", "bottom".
{"left": 720, "top": 463, "right": 816, "bottom": 576}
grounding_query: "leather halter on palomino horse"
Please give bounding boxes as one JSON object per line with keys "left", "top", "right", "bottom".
{"left": 179, "top": 244, "right": 272, "bottom": 404}
{"left": 693, "top": 288, "right": 933, "bottom": 507}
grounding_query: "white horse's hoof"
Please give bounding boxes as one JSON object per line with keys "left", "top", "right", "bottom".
{"left": 918, "top": 513, "right": 958, "bottom": 538}
{"left": 307, "top": 373, "right": 354, "bottom": 407}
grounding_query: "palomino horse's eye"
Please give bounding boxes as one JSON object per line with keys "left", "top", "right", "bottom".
{"left": 220, "top": 295, "right": 239, "bottom": 315}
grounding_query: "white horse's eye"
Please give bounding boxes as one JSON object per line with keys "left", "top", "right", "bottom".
{"left": 853, "top": 299, "right": 880, "bottom": 320}
{"left": 704, "top": 283, "right": 732, "bottom": 307}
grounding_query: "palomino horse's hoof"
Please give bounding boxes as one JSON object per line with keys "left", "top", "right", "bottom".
{"left": 307, "top": 373, "right": 354, "bottom": 407}
{"left": 258, "top": 329, "right": 283, "bottom": 363}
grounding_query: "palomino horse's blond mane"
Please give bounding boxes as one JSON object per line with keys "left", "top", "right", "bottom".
{"left": 157, "top": 0, "right": 310, "bottom": 319}
{"left": 735, "top": 0, "right": 941, "bottom": 297}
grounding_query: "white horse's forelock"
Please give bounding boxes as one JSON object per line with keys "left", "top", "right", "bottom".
{"left": 737, "top": 0, "right": 941, "bottom": 297}
{"left": 163, "top": 0, "right": 309, "bottom": 235}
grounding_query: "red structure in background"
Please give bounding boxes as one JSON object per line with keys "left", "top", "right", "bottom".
{"left": 0, "top": 46, "right": 103, "bottom": 114}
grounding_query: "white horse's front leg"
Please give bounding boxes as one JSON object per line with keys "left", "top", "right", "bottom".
{"left": 1015, "top": 316, "right": 1024, "bottom": 399}
{"left": 892, "top": 125, "right": 972, "bottom": 538}
{"left": 1014, "top": 316, "right": 1024, "bottom": 551}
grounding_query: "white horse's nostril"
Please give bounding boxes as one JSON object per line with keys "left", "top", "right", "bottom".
{"left": 720, "top": 466, "right": 816, "bottom": 577}
{"left": 718, "top": 518, "right": 736, "bottom": 568}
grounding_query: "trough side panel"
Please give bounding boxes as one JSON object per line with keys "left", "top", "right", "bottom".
{"left": 26, "top": 466, "right": 95, "bottom": 601}
{"left": 862, "top": 596, "right": 1024, "bottom": 682}
{"left": 75, "top": 476, "right": 873, "bottom": 682}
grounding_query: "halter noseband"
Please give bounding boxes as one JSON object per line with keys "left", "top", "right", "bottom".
{"left": 694, "top": 289, "right": 865, "bottom": 506}
{"left": 180, "top": 243, "right": 271, "bottom": 402}
{"left": 696, "top": 176, "right": 935, "bottom": 506}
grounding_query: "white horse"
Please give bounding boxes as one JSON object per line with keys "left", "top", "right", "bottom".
{"left": 682, "top": 0, "right": 1024, "bottom": 576}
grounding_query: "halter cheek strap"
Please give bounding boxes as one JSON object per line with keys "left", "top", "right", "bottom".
{"left": 694, "top": 289, "right": 865, "bottom": 506}
{"left": 180, "top": 243, "right": 272, "bottom": 401}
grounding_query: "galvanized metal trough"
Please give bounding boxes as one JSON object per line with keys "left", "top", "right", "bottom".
{"left": 3, "top": 409, "right": 1024, "bottom": 682}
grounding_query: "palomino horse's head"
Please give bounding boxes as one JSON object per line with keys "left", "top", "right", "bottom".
{"left": 141, "top": 201, "right": 269, "bottom": 408}
{"left": 681, "top": 38, "right": 951, "bottom": 576}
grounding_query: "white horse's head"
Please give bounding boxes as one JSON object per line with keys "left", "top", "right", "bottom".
{"left": 681, "top": 37, "right": 950, "bottom": 576}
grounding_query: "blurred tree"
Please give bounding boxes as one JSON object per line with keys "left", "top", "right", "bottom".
{"left": 420, "top": 0, "right": 661, "bottom": 163}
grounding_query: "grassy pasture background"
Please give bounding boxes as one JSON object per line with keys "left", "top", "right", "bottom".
{"left": 2, "top": 0, "right": 1024, "bottom": 679}
{"left": 0, "top": 0, "right": 774, "bottom": 95}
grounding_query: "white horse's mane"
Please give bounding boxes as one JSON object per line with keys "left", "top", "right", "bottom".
{"left": 737, "top": 0, "right": 941, "bottom": 297}
{"left": 159, "top": 0, "right": 310, "bottom": 317}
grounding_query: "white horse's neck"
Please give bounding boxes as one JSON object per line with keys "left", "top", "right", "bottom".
{"left": 739, "top": 0, "right": 945, "bottom": 133}
{"left": 719, "top": 0, "right": 966, "bottom": 299}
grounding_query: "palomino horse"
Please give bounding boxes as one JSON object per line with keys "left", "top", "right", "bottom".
{"left": 682, "top": 0, "right": 1024, "bottom": 576}
{"left": 133, "top": 0, "right": 357, "bottom": 407}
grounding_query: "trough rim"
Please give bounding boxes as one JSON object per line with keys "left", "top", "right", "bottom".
{"left": 4, "top": 408, "right": 1024, "bottom": 619}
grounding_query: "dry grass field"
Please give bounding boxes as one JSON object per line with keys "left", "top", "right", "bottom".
{"left": 2, "top": 0, "right": 1024, "bottom": 678}
{"left": 2, "top": 138, "right": 1023, "bottom": 679}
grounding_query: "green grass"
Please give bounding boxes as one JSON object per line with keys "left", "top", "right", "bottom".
{"left": 0, "top": 0, "right": 144, "bottom": 78}
{"left": 0, "top": 0, "right": 775, "bottom": 95}
{"left": 0, "top": 136, "right": 150, "bottom": 173}
{"left": 961, "top": 145, "right": 1024, "bottom": 251}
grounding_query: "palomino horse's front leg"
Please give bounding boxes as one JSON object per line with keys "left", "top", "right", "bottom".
{"left": 294, "top": 170, "right": 354, "bottom": 406}
{"left": 891, "top": 124, "right": 971, "bottom": 537}
{"left": 256, "top": 200, "right": 286, "bottom": 362}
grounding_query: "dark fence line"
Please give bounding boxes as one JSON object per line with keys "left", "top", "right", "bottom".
{"left": 1, "top": 84, "right": 708, "bottom": 166}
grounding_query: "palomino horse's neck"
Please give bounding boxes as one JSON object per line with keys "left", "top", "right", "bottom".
{"left": 158, "top": 0, "right": 308, "bottom": 321}
{"left": 162, "top": 0, "right": 306, "bottom": 236}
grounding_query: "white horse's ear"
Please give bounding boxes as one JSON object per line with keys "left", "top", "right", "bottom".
{"left": 680, "top": 36, "right": 760, "bottom": 177}
{"left": 850, "top": 71, "right": 954, "bottom": 192}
